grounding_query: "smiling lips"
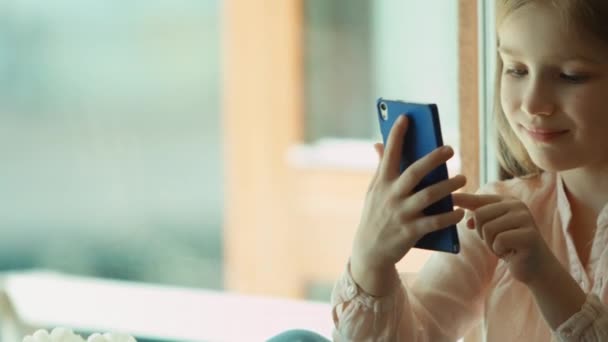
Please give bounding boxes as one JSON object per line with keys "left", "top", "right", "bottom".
{"left": 522, "top": 125, "right": 569, "bottom": 142}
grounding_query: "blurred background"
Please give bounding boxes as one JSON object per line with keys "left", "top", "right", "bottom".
{"left": 0, "top": 0, "right": 224, "bottom": 290}
{"left": 0, "top": 0, "right": 476, "bottom": 310}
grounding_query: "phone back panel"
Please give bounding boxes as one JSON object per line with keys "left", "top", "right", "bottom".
{"left": 377, "top": 98, "right": 460, "bottom": 254}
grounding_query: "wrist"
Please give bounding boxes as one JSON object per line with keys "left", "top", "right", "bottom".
{"left": 525, "top": 250, "right": 587, "bottom": 329}
{"left": 349, "top": 256, "right": 398, "bottom": 297}
{"left": 526, "top": 251, "right": 585, "bottom": 305}
{"left": 526, "top": 248, "right": 561, "bottom": 290}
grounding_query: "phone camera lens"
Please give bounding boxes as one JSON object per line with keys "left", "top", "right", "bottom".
{"left": 379, "top": 102, "right": 388, "bottom": 120}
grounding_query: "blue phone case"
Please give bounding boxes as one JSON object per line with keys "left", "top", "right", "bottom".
{"left": 377, "top": 98, "right": 460, "bottom": 254}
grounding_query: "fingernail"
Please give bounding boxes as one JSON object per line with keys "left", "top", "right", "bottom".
{"left": 466, "top": 217, "right": 475, "bottom": 229}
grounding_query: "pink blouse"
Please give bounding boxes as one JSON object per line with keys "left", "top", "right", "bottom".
{"left": 331, "top": 172, "right": 608, "bottom": 341}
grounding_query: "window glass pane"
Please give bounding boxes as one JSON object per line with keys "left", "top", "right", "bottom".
{"left": 0, "top": 1, "right": 222, "bottom": 289}
{"left": 305, "top": 0, "right": 460, "bottom": 155}
{"left": 304, "top": 0, "right": 374, "bottom": 141}
{"left": 302, "top": 1, "right": 461, "bottom": 300}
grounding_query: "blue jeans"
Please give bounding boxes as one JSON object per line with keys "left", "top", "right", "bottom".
{"left": 267, "top": 329, "right": 331, "bottom": 342}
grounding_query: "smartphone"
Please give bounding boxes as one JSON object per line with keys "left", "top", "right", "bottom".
{"left": 377, "top": 98, "right": 460, "bottom": 254}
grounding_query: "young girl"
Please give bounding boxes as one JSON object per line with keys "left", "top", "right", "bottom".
{"left": 332, "top": 0, "right": 608, "bottom": 341}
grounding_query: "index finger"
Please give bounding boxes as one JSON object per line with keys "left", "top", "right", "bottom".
{"left": 452, "top": 193, "right": 503, "bottom": 210}
{"left": 379, "top": 115, "right": 409, "bottom": 179}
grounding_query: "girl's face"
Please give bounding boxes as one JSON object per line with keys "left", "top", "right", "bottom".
{"left": 499, "top": 3, "right": 608, "bottom": 172}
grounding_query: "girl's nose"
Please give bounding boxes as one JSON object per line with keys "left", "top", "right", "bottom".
{"left": 521, "top": 78, "right": 556, "bottom": 116}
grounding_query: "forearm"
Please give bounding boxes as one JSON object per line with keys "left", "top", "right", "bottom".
{"left": 527, "top": 255, "right": 587, "bottom": 330}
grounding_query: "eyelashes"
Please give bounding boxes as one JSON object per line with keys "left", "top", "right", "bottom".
{"left": 504, "top": 68, "right": 527, "bottom": 78}
{"left": 559, "top": 73, "right": 589, "bottom": 83}
{"left": 503, "top": 67, "right": 590, "bottom": 84}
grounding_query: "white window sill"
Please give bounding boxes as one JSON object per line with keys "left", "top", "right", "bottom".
{"left": 2, "top": 270, "right": 333, "bottom": 341}
{"left": 287, "top": 139, "right": 378, "bottom": 171}
{"left": 287, "top": 139, "right": 461, "bottom": 175}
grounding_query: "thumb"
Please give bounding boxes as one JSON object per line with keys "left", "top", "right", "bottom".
{"left": 452, "top": 192, "right": 502, "bottom": 210}
{"left": 373, "top": 143, "right": 384, "bottom": 160}
{"left": 368, "top": 143, "right": 385, "bottom": 189}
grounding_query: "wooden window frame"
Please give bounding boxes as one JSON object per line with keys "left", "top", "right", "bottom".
{"left": 223, "top": 0, "right": 480, "bottom": 299}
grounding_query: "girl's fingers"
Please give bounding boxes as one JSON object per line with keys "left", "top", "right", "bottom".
{"left": 492, "top": 228, "right": 529, "bottom": 257}
{"left": 452, "top": 193, "right": 503, "bottom": 210}
{"left": 471, "top": 201, "right": 510, "bottom": 239}
{"left": 405, "top": 174, "right": 467, "bottom": 213}
{"left": 394, "top": 145, "right": 454, "bottom": 196}
{"left": 368, "top": 143, "right": 385, "bottom": 188}
{"left": 379, "top": 115, "right": 409, "bottom": 179}
{"left": 374, "top": 143, "right": 385, "bottom": 160}
{"left": 406, "top": 208, "right": 465, "bottom": 239}
{"left": 479, "top": 210, "right": 520, "bottom": 248}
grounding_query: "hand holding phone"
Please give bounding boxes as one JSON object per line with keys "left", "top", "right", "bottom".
{"left": 377, "top": 98, "right": 461, "bottom": 253}
{"left": 350, "top": 101, "right": 466, "bottom": 295}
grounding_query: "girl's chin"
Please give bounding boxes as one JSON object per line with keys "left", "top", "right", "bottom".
{"left": 528, "top": 153, "right": 577, "bottom": 172}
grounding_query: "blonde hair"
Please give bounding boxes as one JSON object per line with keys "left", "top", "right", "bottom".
{"left": 494, "top": 0, "right": 608, "bottom": 178}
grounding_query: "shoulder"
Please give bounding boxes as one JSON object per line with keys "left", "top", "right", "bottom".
{"left": 476, "top": 172, "right": 556, "bottom": 203}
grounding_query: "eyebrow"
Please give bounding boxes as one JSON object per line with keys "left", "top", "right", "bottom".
{"left": 497, "top": 45, "right": 602, "bottom": 64}
{"left": 497, "top": 46, "right": 521, "bottom": 57}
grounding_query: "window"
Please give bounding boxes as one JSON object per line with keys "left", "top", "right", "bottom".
{"left": 224, "top": 0, "right": 479, "bottom": 302}
{"left": 304, "top": 1, "right": 460, "bottom": 145}
{"left": 303, "top": 0, "right": 374, "bottom": 141}
{"left": 479, "top": 0, "right": 500, "bottom": 183}
{"left": 303, "top": 0, "right": 461, "bottom": 174}
{"left": 1, "top": 0, "right": 484, "bottom": 340}
{"left": 0, "top": 1, "right": 223, "bottom": 289}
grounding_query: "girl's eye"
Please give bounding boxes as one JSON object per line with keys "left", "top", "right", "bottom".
{"left": 504, "top": 68, "right": 527, "bottom": 78}
{"left": 560, "top": 73, "right": 589, "bottom": 83}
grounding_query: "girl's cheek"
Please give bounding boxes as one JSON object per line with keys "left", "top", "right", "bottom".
{"left": 501, "top": 82, "right": 520, "bottom": 116}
